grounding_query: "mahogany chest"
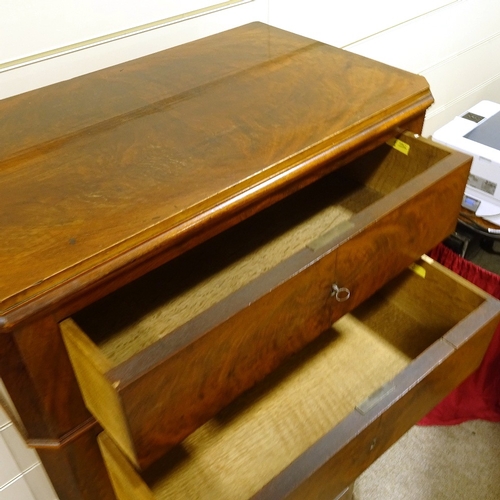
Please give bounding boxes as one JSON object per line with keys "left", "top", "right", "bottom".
{"left": 1, "top": 22, "right": 499, "bottom": 500}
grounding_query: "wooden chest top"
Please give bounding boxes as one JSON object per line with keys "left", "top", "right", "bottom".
{"left": 0, "top": 22, "right": 432, "bottom": 324}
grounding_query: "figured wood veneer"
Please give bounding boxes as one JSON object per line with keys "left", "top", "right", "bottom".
{"left": 61, "top": 173, "right": 376, "bottom": 467}
{"left": 73, "top": 176, "right": 375, "bottom": 364}
{"left": 99, "top": 308, "right": 414, "bottom": 500}
{"left": 80, "top": 135, "right": 452, "bottom": 365}
{"left": 0, "top": 22, "right": 433, "bottom": 330}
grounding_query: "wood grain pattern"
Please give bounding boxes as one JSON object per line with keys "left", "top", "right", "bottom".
{"left": 0, "top": 23, "right": 438, "bottom": 499}
{"left": 5, "top": 21, "right": 496, "bottom": 500}
{"left": 332, "top": 137, "right": 472, "bottom": 320}
{"left": 0, "top": 319, "right": 112, "bottom": 499}
{"left": 99, "top": 433, "right": 155, "bottom": 500}
{"left": 100, "top": 308, "right": 414, "bottom": 500}
{"left": 96, "top": 260, "right": 500, "bottom": 500}
{"left": 61, "top": 136, "right": 472, "bottom": 469}
{"left": 75, "top": 169, "right": 368, "bottom": 365}
{"left": 61, "top": 171, "right": 372, "bottom": 467}
{"left": 0, "top": 22, "right": 432, "bottom": 330}
{"left": 60, "top": 319, "right": 136, "bottom": 465}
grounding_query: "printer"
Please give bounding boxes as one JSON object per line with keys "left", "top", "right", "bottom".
{"left": 432, "top": 100, "right": 500, "bottom": 225}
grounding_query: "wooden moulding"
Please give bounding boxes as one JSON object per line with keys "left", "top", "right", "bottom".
{"left": 61, "top": 134, "right": 472, "bottom": 470}
{"left": 96, "top": 259, "right": 500, "bottom": 499}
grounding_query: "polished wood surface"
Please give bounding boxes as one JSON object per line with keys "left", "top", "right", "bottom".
{"left": 96, "top": 260, "right": 500, "bottom": 499}
{"left": 0, "top": 22, "right": 432, "bottom": 329}
{"left": 2, "top": 21, "right": 492, "bottom": 500}
{"left": 61, "top": 134, "right": 471, "bottom": 469}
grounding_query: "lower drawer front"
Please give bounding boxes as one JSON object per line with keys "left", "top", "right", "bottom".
{"left": 97, "top": 258, "right": 500, "bottom": 500}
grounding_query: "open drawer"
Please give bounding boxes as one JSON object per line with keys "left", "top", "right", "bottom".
{"left": 97, "top": 258, "right": 500, "bottom": 500}
{"left": 61, "top": 133, "right": 472, "bottom": 469}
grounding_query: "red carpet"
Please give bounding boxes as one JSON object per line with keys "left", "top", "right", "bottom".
{"left": 419, "top": 243, "right": 500, "bottom": 426}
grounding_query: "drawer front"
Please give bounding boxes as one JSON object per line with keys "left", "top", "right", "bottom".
{"left": 332, "top": 148, "right": 470, "bottom": 318}
{"left": 61, "top": 135, "right": 472, "bottom": 469}
{"left": 97, "top": 259, "right": 500, "bottom": 500}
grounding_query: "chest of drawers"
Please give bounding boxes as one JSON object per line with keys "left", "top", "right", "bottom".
{"left": 1, "top": 22, "right": 499, "bottom": 500}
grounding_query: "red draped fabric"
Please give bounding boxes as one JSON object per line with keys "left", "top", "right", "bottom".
{"left": 419, "top": 243, "right": 500, "bottom": 426}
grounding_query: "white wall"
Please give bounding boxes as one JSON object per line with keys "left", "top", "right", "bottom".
{"left": 2, "top": 0, "right": 499, "bottom": 135}
{"left": 1, "top": 1, "right": 251, "bottom": 64}
{"left": 269, "top": 0, "right": 500, "bottom": 136}
{"left": 0, "top": 0, "right": 269, "bottom": 99}
{"left": 0, "top": 382, "right": 57, "bottom": 499}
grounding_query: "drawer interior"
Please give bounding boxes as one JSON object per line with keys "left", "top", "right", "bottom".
{"left": 72, "top": 134, "right": 450, "bottom": 365}
{"left": 98, "top": 260, "right": 486, "bottom": 500}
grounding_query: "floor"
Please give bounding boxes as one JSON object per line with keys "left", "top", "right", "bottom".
{"left": 354, "top": 420, "right": 500, "bottom": 499}
{"left": 467, "top": 238, "right": 500, "bottom": 275}
{"left": 452, "top": 217, "right": 500, "bottom": 274}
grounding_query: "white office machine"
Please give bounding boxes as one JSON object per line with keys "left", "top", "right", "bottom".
{"left": 432, "top": 100, "right": 500, "bottom": 225}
